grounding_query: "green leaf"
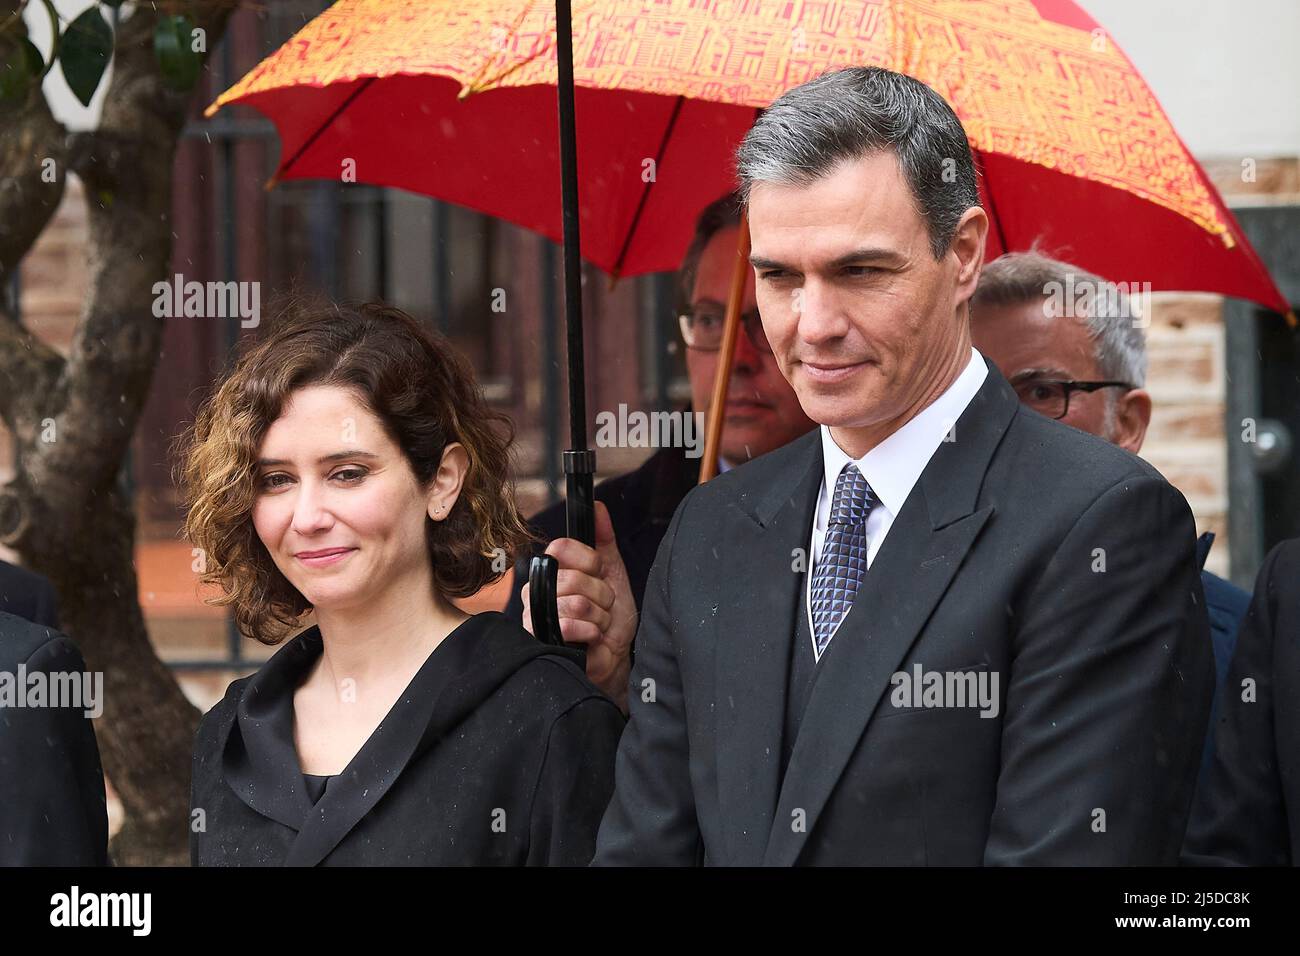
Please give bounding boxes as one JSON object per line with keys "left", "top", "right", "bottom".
{"left": 18, "top": 36, "right": 43, "bottom": 75}
{"left": 59, "top": 7, "right": 113, "bottom": 107}
{"left": 0, "top": 37, "right": 44, "bottom": 103}
{"left": 154, "top": 15, "right": 201, "bottom": 92}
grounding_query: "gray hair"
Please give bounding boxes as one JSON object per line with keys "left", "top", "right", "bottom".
{"left": 972, "top": 252, "right": 1148, "bottom": 388}
{"left": 735, "top": 67, "right": 981, "bottom": 259}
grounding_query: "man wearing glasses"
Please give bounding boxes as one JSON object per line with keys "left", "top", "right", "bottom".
{"left": 505, "top": 193, "right": 814, "bottom": 711}
{"left": 970, "top": 250, "right": 1249, "bottom": 788}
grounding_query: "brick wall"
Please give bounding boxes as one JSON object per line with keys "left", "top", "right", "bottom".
{"left": 1138, "top": 157, "right": 1300, "bottom": 579}
{"left": 1141, "top": 293, "right": 1232, "bottom": 577}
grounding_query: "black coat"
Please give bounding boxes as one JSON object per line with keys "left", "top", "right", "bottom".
{"left": 191, "top": 612, "right": 625, "bottom": 866}
{"left": 0, "top": 612, "right": 108, "bottom": 866}
{"left": 1183, "top": 538, "right": 1300, "bottom": 865}
{"left": 504, "top": 443, "right": 699, "bottom": 626}
{"left": 0, "top": 559, "right": 60, "bottom": 629}
{"left": 594, "top": 361, "right": 1214, "bottom": 865}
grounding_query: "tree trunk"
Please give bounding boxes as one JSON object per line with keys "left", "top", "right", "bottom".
{"left": 0, "top": 1, "right": 234, "bottom": 865}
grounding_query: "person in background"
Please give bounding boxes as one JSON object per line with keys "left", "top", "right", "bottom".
{"left": 504, "top": 192, "right": 816, "bottom": 711}
{"left": 1182, "top": 538, "right": 1300, "bottom": 865}
{"left": 970, "top": 251, "right": 1249, "bottom": 787}
{"left": 0, "top": 558, "right": 60, "bottom": 629}
{"left": 0, "top": 611, "right": 109, "bottom": 866}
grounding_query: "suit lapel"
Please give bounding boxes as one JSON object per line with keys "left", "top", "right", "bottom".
{"left": 762, "top": 363, "right": 1019, "bottom": 866}
{"left": 762, "top": 498, "right": 993, "bottom": 865}
{"left": 714, "top": 430, "right": 823, "bottom": 866}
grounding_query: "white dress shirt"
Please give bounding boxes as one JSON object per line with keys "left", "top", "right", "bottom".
{"left": 805, "top": 348, "right": 988, "bottom": 658}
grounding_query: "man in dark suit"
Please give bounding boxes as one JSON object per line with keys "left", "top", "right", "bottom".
{"left": 0, "top": 558, "right": 60, "bottom": 628}
{"left": 1183, "top": 538, "right": 1300, "bottom": 865}
{"left": 969, "top": 251, "right": 1250, "bottom": 788}
{"left": 591, "top": 66, "right": 1213, "bottom": 865}
{"left": 505, "top": 193, "right": 814, "bottom": 710}
{"left": 0, "top": 611, "right": 109, "bottom": 865}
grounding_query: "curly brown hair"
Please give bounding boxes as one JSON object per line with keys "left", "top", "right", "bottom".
{"left": 176, "top": 299, "right": 534, "bottom": 644}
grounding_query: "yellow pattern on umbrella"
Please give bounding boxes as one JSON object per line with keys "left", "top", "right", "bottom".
{"left": 209, "top": 0, "right": 1233, "bottom": 247}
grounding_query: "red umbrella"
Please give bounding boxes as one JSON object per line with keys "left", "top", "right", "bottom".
{"left": 210, "top": 0, "right": 1294, "bottom": 492}
{"left": 208, "top": 0, "right": 1290, "bottom": 318}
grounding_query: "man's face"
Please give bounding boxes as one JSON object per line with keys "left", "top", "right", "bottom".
{"left": 683, "top": 224, "right": 816, "bottom": 463}
{"left": 747, "top": 151, "right": 982, "bottom": 457}
{"left": 971, "top": 297, "right": 1150, "bottom": 453}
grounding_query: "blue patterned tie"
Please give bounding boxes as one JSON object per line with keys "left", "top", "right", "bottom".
{"left": 810, "top": 463, "right": 876, "bottom": 657}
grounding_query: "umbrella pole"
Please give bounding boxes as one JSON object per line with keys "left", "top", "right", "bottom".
{"left": 554, "top": 0, "right": 595, "bottom": 546}
{"left": 529, "top": 0, "right": 594, "bottom": 648}
{"left": 698, "top": 209, "right": 751, "bottom": 483}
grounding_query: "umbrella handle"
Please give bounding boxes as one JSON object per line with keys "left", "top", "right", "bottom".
{"left": 528, "top": 450, "right": 595, "bottom": 650}
{"left": 528, "top": 555, "right": 565, "bottom": 646}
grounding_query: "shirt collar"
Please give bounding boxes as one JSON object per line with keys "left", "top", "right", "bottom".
{"left": 818, "top": 348, "right": 988, "bottom": 518}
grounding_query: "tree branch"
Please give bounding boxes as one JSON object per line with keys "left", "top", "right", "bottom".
{"left": 0, "top": 3, "right": 70, "bottom": 286}
{"left": 24, "top": 0, "right": 235, "bottom": 519}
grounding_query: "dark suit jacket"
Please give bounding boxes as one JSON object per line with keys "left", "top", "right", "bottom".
{"left": 0, "top": 612, "right": 108, "bottom": 866}
{"left": 593, "top": 361, "right": 1214, "bottom": 865}
{"left": 504, "top": 443, "right": 700, "bottom": 626}
{"left": 191, "top": 611, "right": 625, "bottom": 866}
{"left": 0, "top": 560, "right": 60, "bottom": 629}
{"left": 1193, "top": 533, "right": 1249, "bottom": 789}
{"left": 1183, "top": 538, "right": 1300, "bottom": 865}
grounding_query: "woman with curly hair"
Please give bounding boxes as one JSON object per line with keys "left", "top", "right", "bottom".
{"left": 180, "top": 300, "right": 623, "bottom": 866}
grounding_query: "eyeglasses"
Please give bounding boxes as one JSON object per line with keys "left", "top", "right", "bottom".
{"left": 678, "top": 305, "right": 772, "bottom": 355}
{"left": 1011, "top": 378, "right": 1135, "bottom": 420}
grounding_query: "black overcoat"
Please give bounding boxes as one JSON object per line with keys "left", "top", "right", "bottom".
{"left": 191, "top": 612, "right": 624, "bottom": 866}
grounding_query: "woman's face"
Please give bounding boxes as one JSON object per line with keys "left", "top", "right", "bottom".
{"left": 251, "top": 385, "right": 451, "bottom": 614}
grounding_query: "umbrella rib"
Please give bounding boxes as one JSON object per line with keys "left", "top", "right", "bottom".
{"left": 279, "top": 77, "right": 377, "bottom": 180}
{"left": 462, "top": 1, "right": 548, "bottom": 97}
{"left": 610, "top": 95, "right": 685, "bottom": 280}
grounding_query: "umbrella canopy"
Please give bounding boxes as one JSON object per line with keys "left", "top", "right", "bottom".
{"left": 209, "top": 0, "right": 1290, "bottom": 316}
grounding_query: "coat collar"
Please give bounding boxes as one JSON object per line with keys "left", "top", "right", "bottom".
{"left": 220, "top": 611, "right": 583, "bottom": 866}
{"left": 714, "top": 359, "right": 1020, "bottom": 865}
{"left": 1195, "top": 531, "right": 1215, "bottom": 571}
